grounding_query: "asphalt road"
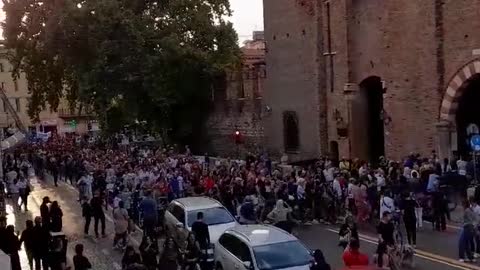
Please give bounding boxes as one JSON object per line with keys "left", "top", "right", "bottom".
{"left": 6, "top": 175, "right": 480, "bottom": 270}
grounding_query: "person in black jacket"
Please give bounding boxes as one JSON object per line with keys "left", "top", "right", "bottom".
{"left": 81, "top": 196, "right": 93, "bottom": 236}
{"left": 20, "top": 220, "right": 35, "bottom": 270}
{"left": 311, "top": 249, "right": 331, "bottom": 270}
{"left": 32, "top": 216, "right": 50, "bottom": 270}
{"left": 50, "top": 201, "right": 63, "bottom": 232}
{"left": 191, "top": 212, "right": 210, "bottom": 250}
{"left": 4, "top": 225, "right": 21, "bottom": 270}
{"left": 91, "top": 190, "right": 106, "bottom": 238}
{"left": 40, "top": 196, "right": 51, "bottom": 230}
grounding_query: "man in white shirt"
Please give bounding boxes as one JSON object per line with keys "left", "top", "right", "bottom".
{"left": 380, "top": 194, "right": 395, "bottom": 219}
{"left": 333, "top": 177, "right": 343, "bottom": 199}
{"left": 376, "top": 171, "right": 386, "bottom": 192}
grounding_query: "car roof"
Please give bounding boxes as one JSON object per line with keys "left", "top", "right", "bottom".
{"left": 226, "top": 225, "right": 298, "bottom": 246}
{"left": 173, "top": 197, "right": 223, "bottom": 211}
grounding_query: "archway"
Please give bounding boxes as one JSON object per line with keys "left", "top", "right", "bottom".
{"left": 439, "top": 59, "right": 480, "bottom": 159}
{"left": 455, "top": 74, "right": 480, "bottom": 157}
{"left": 358, "top": 76, "right": 385, "bottom": 162}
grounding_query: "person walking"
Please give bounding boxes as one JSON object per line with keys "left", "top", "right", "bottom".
{"left": 31, "top": 217, "right": 50, "bottom": 270}
{"left": 17, "top": 174, "right": 30, "bottom": 211}
{"left": 40, "top": 197, "right": 51, "bottom": 231}
{"left": 20, "top": 220, "right": 35, "bottom": 270}
{"left": 81, "top": 196, "right": 93, "bottom": 236}
{"left": 91, "top": 190, "right": 106, "bottom": 238}
{"left": 9, "top": 179, "right": 20, "bottom": 211}
{"left": 401, "top": 192, "right": 418, "bottom": 247}
{"left": 113, "top": 201, "right": 129, "bottom": 249}
{"left": 50, "top": 201, "right": 63, "bottom": 232}
{"left": 73, "top": 244, "right": 92, "bottom": 270}
{"left": 4, "top": 225, "right": 21, "bottom": 270}
{"left": 139, "top": 191, "right": 158, "bottom": 239}
{"left": 459, "top": 200, "right": 476, "bottom": 262}
{"left": 267, "top": 199, "right": 293, "bottom": 233}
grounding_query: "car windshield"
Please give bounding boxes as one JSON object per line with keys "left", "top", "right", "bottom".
{"left": 253, "top": 241, "right": 312, "bottom": 270}
{"left": 187, "top": 207, "right": 234, "bottom": 227}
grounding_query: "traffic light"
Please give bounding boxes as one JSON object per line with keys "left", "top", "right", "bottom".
{"left": 69, "top": 120, "right": 77, "bottom": 128}
{"left": 234, "top": 130, "right": 242, "bottom": 144}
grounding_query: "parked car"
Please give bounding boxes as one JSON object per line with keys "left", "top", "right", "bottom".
{"left": 164, "top": 196, "right": 238, "bottom": 261}
{"left": 215, "top": 225, "right": 313, "bottom": 270}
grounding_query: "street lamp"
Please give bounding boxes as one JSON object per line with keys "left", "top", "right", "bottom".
{"left": 343, "top": 83, "right": 358, "bottom": 160}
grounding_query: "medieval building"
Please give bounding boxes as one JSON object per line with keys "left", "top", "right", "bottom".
{"left": 263, "top": 0, "right": 480, "bottom": 162}
{"left": 207, "top": 31, "right": 266, "bottom": 157}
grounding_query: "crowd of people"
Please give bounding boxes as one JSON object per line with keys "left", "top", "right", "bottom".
{"left": 0, "top": 134, "right": 478, "bottom": 269}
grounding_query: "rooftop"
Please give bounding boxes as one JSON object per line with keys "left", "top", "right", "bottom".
{"left": 226, "top": 225, "right": 298, "bottom": 246}
{"left": 174, "top": 196, "right": 223, "bottom": 211}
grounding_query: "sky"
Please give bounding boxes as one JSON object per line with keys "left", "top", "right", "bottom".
{"left": 0, "top": 0, "right": 265, "bottom": 43}
{"left": 229, "top": 0, "right": 264, "bottom": 44}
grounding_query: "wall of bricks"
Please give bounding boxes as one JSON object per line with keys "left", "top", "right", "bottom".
{"left": 263, "top": 0, "right": 480, "bottom": 162}
{"left": 263, "top": 0, "right": 325, "bottom": 161}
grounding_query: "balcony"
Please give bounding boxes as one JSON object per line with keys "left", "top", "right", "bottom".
{"left": 58, "top": 107, "right": 94, "bottom": 118}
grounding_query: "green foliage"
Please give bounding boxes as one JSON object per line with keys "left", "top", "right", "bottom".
{"left": 2, "top": 0, "right": 240, "bottom": 143}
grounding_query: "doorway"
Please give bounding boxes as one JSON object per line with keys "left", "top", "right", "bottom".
{"left": 456, "top": 74, "right": 480, "bottom": 158}
{"left": 359, "top": 76, "right": 385, "bottom": 162}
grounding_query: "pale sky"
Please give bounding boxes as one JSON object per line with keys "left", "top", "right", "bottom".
{"left": 229, "top": 0, "right": 264, "bottom": 43}
{"left": 0, "top": 0, "right": 264, "bottom": 43}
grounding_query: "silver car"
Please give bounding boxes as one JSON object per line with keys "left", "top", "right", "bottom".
{"left": 214, "top": 225, "right": 313, "bottom": 270}
{"left": 164, "top": 197, "right": 238, "bottom": 252}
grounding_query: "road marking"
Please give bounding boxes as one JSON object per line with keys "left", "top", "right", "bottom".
{"left": 423, "top": 221, "right": 463, "bottom": 230}
{"left": 325, "top": 228, "right": 479, "bottom": 270}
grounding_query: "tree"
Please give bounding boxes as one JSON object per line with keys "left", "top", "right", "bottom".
{"left": 2, "top": 0, "right": 240, "bottom": 146}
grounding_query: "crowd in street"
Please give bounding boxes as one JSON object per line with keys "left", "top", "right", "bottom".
{"left": 1, "top": 134, "right": 480, "bottom": 269}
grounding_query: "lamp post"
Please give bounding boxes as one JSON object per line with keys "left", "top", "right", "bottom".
{"left": 343, "top": 83, "right": 358, "bottom": 160}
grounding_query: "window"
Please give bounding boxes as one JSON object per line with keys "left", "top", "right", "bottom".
{"left": 187, "top": 207, "right": 234, "bottom": 227}
{"left": 171, "top": 204, "right": 185, "bottom": 225}
{"left": 283, "top": 111, "right": 300, "bottom": 152}
{"left": 14, "top": 80, "right": 18, "bottom": 92}
{"left": 1, "top": 82, "right": 5, "bottom": 91}
{"left": 2, "top": 100, "right": 6, "bottom": 112}
{"left": 238, "top": 81, "right": 245, "bottom": 99}
{"left": 218, "top": 234, "right": 252, "bottom": 263}
{"left": 253, "top": 241, "right": 312, "bottom": 270}
{"left": 0, "top": 63, "right": 4, "bottom": 73}
{"left": 15, "top": 98, "right": 20, "bottom": 112}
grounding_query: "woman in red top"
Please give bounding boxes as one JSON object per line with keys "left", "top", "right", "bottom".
{"left": 342, "top": 240, "right": 369, "bottom": 267}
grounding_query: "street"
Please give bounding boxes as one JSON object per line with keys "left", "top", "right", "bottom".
{"left": 2, "top": 175, "right": 478, "bottom": 270}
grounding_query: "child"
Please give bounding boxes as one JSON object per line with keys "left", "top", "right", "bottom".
{"left": 73, "top": 244, "right": 92, "bottom": 270}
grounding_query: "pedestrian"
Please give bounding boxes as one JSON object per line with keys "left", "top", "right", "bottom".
{"left": 81, "top": 196, "right": 92, "bottom": 236}
{"left": 77, "top": 172, "right": 93, "bottom": 202}
{"left": 191, "top": 211, "right": 210, "bottom": 250}
{"left": 339, "top": 215, "right": 359, "bottom": 250}
{"left": 40, "top": 196, "right": 51, "bottom": 230}
{"left": 4, "top": 225, "right": 21, "bottom": 270}
{"left": 91, "top": 190, "right": 106, "bottom": 238}
{"left": 373, "top": 242, "right": 391, "bottom": 269}
{"left": 267, "top": 199, "right": 293, "bottom": 233}
{"left": 20, "top": 220, "right": 35, "bottom": 270}
{"left": 10, "top": 179, "right": 20, "bottom": 211}
{"left": 377, "top": 211, "right": 395, "bottom": 247}
{"left": 0, "top": 216, "right": 7, "bottom": 253}
{"left": 50, "top": 201, "right": 63, "bottom": 232}
{"left": 139, "top": 236, "right": 158, "bottom": 270}
{"left": 17, "top": 174, "right": 30, "bottom": 211}
{"left": 401, "top": 192, "right": 418, "bottom": 247}
{"left": 113, "top": 201, "right": 129, "bottom": 249}
{"left": 459, "top": 200, "right": 476, "bottom": 262}
{"left": 122, "top": 245, "right": 142, "bottom": 270}
{"left": 311, "top": 249, "right": 331, "bottom": 270}
{"left": 73, "top": 244, "right": 92, "bottom": 270}
{"left": 342, "top": 239, "right": 369, "bottom": 267}
{"left": 139, "top": 191, "right": 157, "bottom": 239}
{"left": 31, "top": 216, "right": 50, "bottom": 270}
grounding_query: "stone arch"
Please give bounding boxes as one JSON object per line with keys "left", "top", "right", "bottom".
{"left": 440, "top": 58, "right": 480, "bottom": 123}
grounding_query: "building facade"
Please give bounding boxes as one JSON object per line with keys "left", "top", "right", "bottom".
{"left": 263, "top": 0, "right": 480, "bottom": 162}
{"left": 0, "top": 44, "right": 96, "bottom": 135}
{"left": 207, "top": 31, "right": 266, "bottom": 157}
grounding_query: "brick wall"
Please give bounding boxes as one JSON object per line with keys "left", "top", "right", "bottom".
{"left": 264, "top": 0, "right": 480, "bottom": 161}
{"left": 263, "top": 0, "right": 325, "bottom": 161}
